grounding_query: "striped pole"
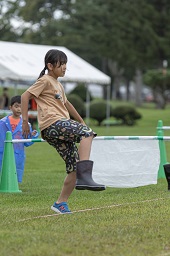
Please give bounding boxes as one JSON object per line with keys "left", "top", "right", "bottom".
{"left": 160, "top": 126, "right": 170, "bottom": 130}
{"left": 9, "top": 138, "right": 45, "bottom": 143}
{"left": 94, "top": 136, "right": 170, "bottom": 140}
{"left": 7, "top": 136, "right": 170, "bottom": 144}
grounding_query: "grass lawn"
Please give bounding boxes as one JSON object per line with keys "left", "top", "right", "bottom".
{"left": 1, "top": 105, "right": 170, "bottom": 256}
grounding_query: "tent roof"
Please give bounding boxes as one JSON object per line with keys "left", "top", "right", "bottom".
{"left": 0, "top": 41, "right": 110, "bottom": 85}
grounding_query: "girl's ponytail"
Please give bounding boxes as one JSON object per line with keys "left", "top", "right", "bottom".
{"left": 37, "top": 66, "right": 46, "bottom": 79}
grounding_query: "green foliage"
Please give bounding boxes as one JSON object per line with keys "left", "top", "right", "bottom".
{"left": 101, "top": 117, "right": 123, "bottom": 126}
{"left": 111, "top": 106, "right": 142, "bottom": 126}
{"left": 83, "top": 117, "right": 99, "bottom": 126}
{"left": 143, "top": 69, "right": 170, "bottom": 89}
{"left": 69, "top": 84, "right": 93, "bottom": 102}
{"left": 0, "top": 0, "right": 20, "bottom": 41}
{"left": 2, "top": 1, "right": 170, "bottom": 76}
{"left": 67, "top": 93, "right": 85, "bottom": 118}
{"left": 89, "top": 100, "right": 112, "bottom": 126}
{"left": 143, "top": 69, "right": 170, "bottom": 109}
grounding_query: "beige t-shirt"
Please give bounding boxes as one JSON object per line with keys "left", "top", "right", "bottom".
{"left": 27, "top": 75, "right": 70, "bottom": 131}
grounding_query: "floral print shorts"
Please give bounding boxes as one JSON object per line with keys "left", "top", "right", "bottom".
{"left": 41, "top": 119, "right": 96, "bottom": 173}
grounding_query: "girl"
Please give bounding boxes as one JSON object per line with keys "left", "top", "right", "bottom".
{"left": 21, "top": 49, "right": 105, "bottom": 214}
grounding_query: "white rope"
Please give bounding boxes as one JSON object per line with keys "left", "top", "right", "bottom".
{"left": 16, "top": 197, "right": 166, "bottom": 222}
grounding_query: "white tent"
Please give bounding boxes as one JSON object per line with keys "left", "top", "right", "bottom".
{"left": 0, "top": 41, "right": 110, "bottom": 85}
{"left": 0, "top": 41, "right": 111, "bottom": 121}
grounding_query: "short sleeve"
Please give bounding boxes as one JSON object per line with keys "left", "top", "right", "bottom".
{"left": 27, "top": 78, "right": 47, "bottom": 98}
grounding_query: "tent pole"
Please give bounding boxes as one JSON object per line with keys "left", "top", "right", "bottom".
{"left": 85, "top": 83, "right": 90, "bottom": 126}
{"left": 106, "top": 84, "right": 111, "bottom": 127}
{"left": 14, "top": 81, "right": 18, "bottom": 95}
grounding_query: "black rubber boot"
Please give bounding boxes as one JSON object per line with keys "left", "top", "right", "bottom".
{"left": 75, "top": 160, "right": 106, "bottom": 191}
{"left": 163, "top": 164, "right": 170, "bottom": 190}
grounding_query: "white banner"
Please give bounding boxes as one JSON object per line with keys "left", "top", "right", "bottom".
{"left": 90, "top": 140, "right": 160, "bottom": 188}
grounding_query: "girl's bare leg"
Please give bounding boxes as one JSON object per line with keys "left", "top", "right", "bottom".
{"left": 56, "top": 171, "right": 76, "bottom": 203}
{"left": 56, "top": 135, "right": 93, "bottom": 203}
{"left": 78, "top": 136, "right": 93, "bottom": 160}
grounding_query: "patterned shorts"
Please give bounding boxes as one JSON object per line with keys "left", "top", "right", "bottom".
{"left": 41, "top": 119, "right": 96, "bottom": 173}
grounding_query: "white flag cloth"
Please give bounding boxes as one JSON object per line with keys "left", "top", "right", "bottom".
{"left": 90, "top": 140, "right": 160, "bottom": 188}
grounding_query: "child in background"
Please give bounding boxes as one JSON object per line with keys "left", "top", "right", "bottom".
{"left": 0, "top": 95, "right": 39, "bottom": 182}
{"left": 0, "top": 87, "right": 9, "bottom": 109}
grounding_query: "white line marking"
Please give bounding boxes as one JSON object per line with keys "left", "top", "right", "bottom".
{"left": 16, "top": 197, "right": 167, "bottom": 223}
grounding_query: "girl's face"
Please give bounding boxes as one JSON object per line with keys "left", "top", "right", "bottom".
{"left": 47, "top": 61, "right": 67, "bottom": 79}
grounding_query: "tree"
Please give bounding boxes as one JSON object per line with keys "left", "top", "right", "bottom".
{"left": 90, "top": 100, "right": 113, "bottom": 126}
{"left": 54, "top": 0, "right": 170, "bottom": 105}
{"left": 0, "top": 0, "right": 20, "bottom": 41}
{"left": 67, "top": 93, "right": 85, "bottom": 118}
{"left": 69, "top": 84, "right": 93, "bottom": 102}
{"left": 143, "top": 69, "right": 170, "bottom": 109}
{"left": 1, "top": 0, "right": 170, "bottom": 106}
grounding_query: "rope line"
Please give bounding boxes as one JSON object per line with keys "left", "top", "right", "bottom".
{"left": 16, "top": 197, "right": 166, "bottom": 222}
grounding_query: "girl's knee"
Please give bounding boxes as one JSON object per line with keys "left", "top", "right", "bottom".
{"left": 80, "top": 135, "right": 93, "bottom": 144}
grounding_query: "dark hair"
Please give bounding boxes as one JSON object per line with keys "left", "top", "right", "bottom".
{"left": 38, "top": 49, "right": 67, "bottom": 79}
{"left": 10, "top": 95, "right": 21, "bottom": 106}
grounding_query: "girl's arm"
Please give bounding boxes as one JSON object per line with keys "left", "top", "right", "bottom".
{"left": 21, "top": 91, "right": 33, "bottom": 138}
{"left": 65, "top": 100, "right": 85, "bottom": 124}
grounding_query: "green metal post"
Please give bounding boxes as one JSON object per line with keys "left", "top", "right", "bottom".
{"left": 157, "top": 120, "right": 167, "bottom": 178}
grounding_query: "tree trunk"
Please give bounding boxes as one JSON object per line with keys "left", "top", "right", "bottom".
{"left": 124, "top": 78, "right": 131, "bottom": 101}
{"left": 107, "top": 60, "right": 124, "bottom": 100}
{"left": 134, "top": 69, "right": 143, "bottom": 107}
{"left": 154, "top": 91, "right": 166, "bottom": 109}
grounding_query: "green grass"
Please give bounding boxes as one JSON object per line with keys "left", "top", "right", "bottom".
{"left": 1, "top": 106, "right": 170, "bottom": 256}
